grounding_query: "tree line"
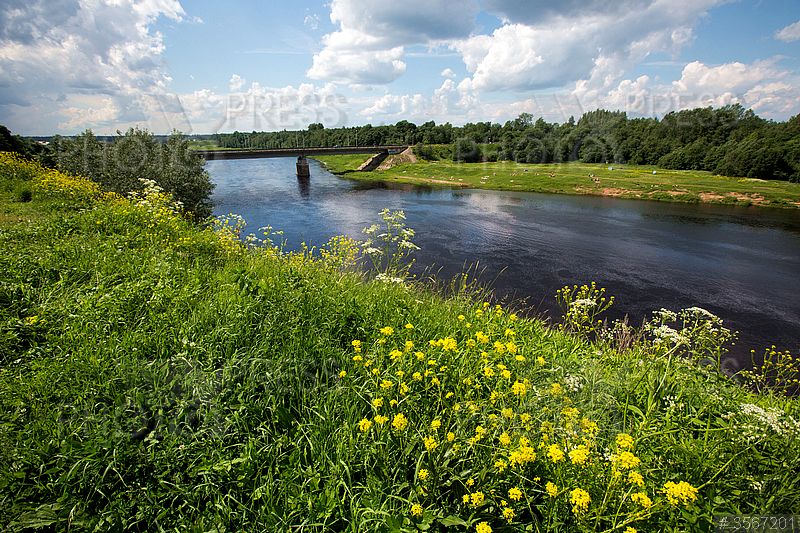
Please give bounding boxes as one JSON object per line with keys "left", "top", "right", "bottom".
{"left": 215, "top": 105, "right": 800, "bottom": 182}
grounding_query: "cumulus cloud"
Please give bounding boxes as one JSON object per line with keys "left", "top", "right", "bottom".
{"left": 775, "top": 20, "right": 800, "bottom": 43}
{"left": 454, "top": 0, "right": 722, "bottom": 92}
{"left": 0, "top": 0, "right": 186, "bottom": 134}
{"left": 307, "top": 0, "right": 477, "bottom": 85}
{"left": 441, "top": 68, "right": 457, "bottom": 78}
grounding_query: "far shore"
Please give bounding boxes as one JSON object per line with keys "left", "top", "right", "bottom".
{"left": 313, "top": 155, "right": 800, "bottom": 209}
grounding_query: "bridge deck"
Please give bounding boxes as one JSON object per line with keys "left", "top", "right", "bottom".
{"left": 194, "top": 146, "right": 408, "bottom": 160}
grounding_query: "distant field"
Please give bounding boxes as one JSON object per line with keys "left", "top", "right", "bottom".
{"left": 314, "top": 155, "right": 800, "bottom": 209}
{"left": 315, "top": 154, "right": 372, "bottom": 173}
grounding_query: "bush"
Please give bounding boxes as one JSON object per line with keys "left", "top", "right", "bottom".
{"left": 52, "top": 128, "right": 214, "bottom": 219}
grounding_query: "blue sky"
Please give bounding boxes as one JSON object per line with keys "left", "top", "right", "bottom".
{"left": 1, "top": 0, "right": 799, "bottom": 135}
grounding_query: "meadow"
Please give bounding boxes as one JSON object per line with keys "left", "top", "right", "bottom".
{"left": 1, "top": 152, "right": 798, "bottom": 531}
{"left": 315, "top": 156, "right": 800, "bottom": 209}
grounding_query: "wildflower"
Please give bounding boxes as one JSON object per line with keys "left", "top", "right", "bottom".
{"left": 630, "top": 491, "right": 652, "bottom": 508}
{"left": 546, "top": 482, "right": 558, "bottom": 497}
{"left": 466, "top": 478, "right": 475, "bottom": 487}
{"left": 447, "top": 432, "right": 455, "bottom": 442}
{"left": 509, "top": 446, "right": 536, "bottom": 466}
{"left": 440, "top": 337, "right": 457, "bottom": 351}
{"left": 475, "top": 522, "right": 492, "bottom": 533}
{"left": 462, "top": 494, "right": 470, "bottom": 504}
{"left": 410, "top": 504, "right": 423, "bottom": 517}
{"left": 494, "top": 459, "right": 507, "bottom": 472}
{"left": 390, "top": 399, "right": 398, "bottom": 407}
{"left": 405, "top": 323, "right": 414, "bottom": 329}
{"left": 372, "top": 398, "right": 384, "bottom": 408}
{"left": 415, "top": 351, "right": 426, "bottom": 361}
{"left": 352, "top": 339, "right": 362, "bottom": 350}
{"left": 380, "top": 380, "right": 394, "bottom": 389}
{"left": 380, "top": 326, "right": 394, "bottom": 336}
{"left": 412, "top": 372, "right": 422, "bottom": 381}
{"left": 502, "top": 507, "right": 515, "bottom": 522}
{"left": 624, "top": 528, "right": 637, "bottom": 533}
{"left": 358, "top": 418, "right": 373, "bottom": 432}
{"left": 616, "top": 433, "right": 634, "bottom": 449}
{"left": 493, "top": 341, "right": 506, "bottom": 354}
{"left": 404, "top": 340, "right": 414, "bottom": 351}
{"left": 501, "top": 408, "right": 514, "bottom": 419}
{"left": 663, "top": 481, "right": 698, "bottom": 506}
{"left": 476, "top": 331, "right": 489, "bottom": 344}
{"left": 505, "top": 328, "right": 516, "bottom": 337}
{"left": 569, "top": 445, "right": 590, "bottom": 465}
{"left": 352, "top": 355, "right": 363, "bottom": 362}
{"left": 549, "top": 382, "right": 563, "bottom": 395}
{"left": 510, "top": 313, "right": 518, "bottom": 321}
{"left": 498, "top": 432, "right": 512, "bottom": 446}
{"left": 511, "top": 381, "right": 527, "bottom": 396}
{"left": 418, "top": 469, "right": 429, "bottom": 481}
{"left": 338, "top": 370, "right": 347, "bottom": 378}
{"left": 508, "top": 487, "right": 523, "bottom": 501}
{"left": 547, "top": 444, "right": 565, "bottom": 463}
{"left": 400, "top": 382, "right": 410, "bottom": 394}
{"left": 430, "top": 377, "right": 441, "bottom": 386}
{"left": 390, "top": 349, "right": 403, "bottom": 360}
{"left": 424, "top": 435, "right": 438, "bottom": 451}
{"left": 431, "top": 419, "right": 442, "bottom": 431}
{"left": 569, "top": 488, "right": 591, "bottom": 514}
{"left": 470, "top": 492, "right": 485, "bottom": 507}
{"left": 458, "top": 314, "right": 466, "bottom": 321}
{"left": 501, "top": 369, "right": 512, "bottom": 379}
{"left": 396, "top": 370, "right": 405, "bottom": 378}
{"left": 392, "top": 413, "right": 408, "bottom": 431}
{"left": 506, "top": 342, "right": 518, "bottom": 354}
{"left": 374, "top": 415, "right": 388, "bottom": 425}
{"left": 614, "top": 451, "right": 641, "bottom": 470}
{"left": 536, "top": 356, "right": 546, "bottom": 366}
{"left": 520, "top": 413, "right": 532, "bottom": 424}
{"left": 483, "top": 366, "right": 495, "bottom": 378}
{"left": 628, "top": 471, "right": 644, "bottom": 487}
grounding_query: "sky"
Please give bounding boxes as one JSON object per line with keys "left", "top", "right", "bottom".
{"left": 1, "top": 0, "right": 800, "bottom": 135}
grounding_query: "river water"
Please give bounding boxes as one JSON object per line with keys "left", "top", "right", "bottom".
{"left": 207, "top": 157, "right": 800, "bottom": 370}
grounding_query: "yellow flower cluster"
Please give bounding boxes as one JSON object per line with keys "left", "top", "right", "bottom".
{"left": 569, "top": 488, "right": 591, "bottom": 514}
{"left": 663, "top": 481, "right": 698, "bottom": 506}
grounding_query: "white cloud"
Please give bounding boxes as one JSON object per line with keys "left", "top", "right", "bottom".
{"left": 775, "top": 20, "right": 800, "bottom": 43}
{"left": 229, "top": 74, "right": 246, "bottom": 92}
{"left": 454, "top": 0, "right": 722, "bottom": 92}
{"left": 0, "top": 0, "right": 186, "bottom": 134}
{"left": 307, "top": 0, "right": 477, "bottom": 85}
{"left": 441, "top": 68, "right": 457, "bottom": 78}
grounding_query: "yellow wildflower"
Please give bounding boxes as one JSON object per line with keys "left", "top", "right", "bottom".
{"left": 424, "top": 435, "right": 438, "bottom": 451}
{"left": 536, "top": 356, "right": 546, "bottom": 366}
{"left": 569, "top": 445, "right": 590, "bottom": 465}
{"left": 447, "top": 431, "right": 455, "bottom": 442}
{"left": 493, "top": 341, "right": 506, "bottom": 354}
{"left": 412, "top": 372, "right": 422, "bottom": 381}
{"left": 546, "top": 482, "right": 558, "bottom": 497}
{"left": 476, "top": 331, "right": 489, "bottom": 344}
{"left": 390, "top": 349, "right": 403, "bottom": 360}
{"left": 506, "top": 342, "right": 518, "bottom": 354}
{"left": 628, "top": 471, "right": 644, "bottom": 487}
{"left": 475, "top": 522, "right": 492, "bottom": 533}
{"left": 358, "top": 418, "right": 373, "bottom": 432}
{"left": 549, "top": 382, "right": 563, "bottom": 395}
{"left": 494, "top": 459, "right": 507, "bottom": 472}
{"left": 389, "top": 399, "right": 398, "bottom": 407}
{"left": 418, "top": 469, "right": 429, "bottom": 481}
{"left": 458, "top": 314, "right": 466, "bottom": 321}
{"left": 569, "top": 488, "right": 591, "bottom": 514}
{"left": 501, "top": 369, "right": 512, "bottom": 379}
{"left": 511, "top": 381, "right": 527, "bottom": 396}
{"left": 380, "top": 380, "right": 394, "bottom": 389}
{"left": 372, "top": 398, "right": 384, "bottom": 408}
{"left": 380, "top": 326, "right": 394, "bottom": 336}
{"left": 352, "top": 355, "right": 363, "bottom": 362}
{"left": 614, "top": 451, "right": 641, "bottom": 470}
{"left": 616, "top": 433, "right": 634, "bottom": 449}
{"left": 662, "top": 481, "right": 698, "bottom": 506}
{"left": 470, "top": 492, "right": 485, "bottom": 507}
{"left": 507, "top": 487, "right": 523, "bottom": 501}
{"left": 483, "top": 366, "right": 495, "bottom": 377}
{"left": 430, "top": 419, "right": 442, "bottom": 431}
{"left": 502, "top": 507, "right": 515, "bottom": 522}
{"left": 630, "top": 491, "right": 652, "bottom": 508}
{"left": 405, "top": 323, "right": 414, "bottom": 329}
{"left": 624, "top": 528, "right": 637, "bottom": 533}
{"left": 498, "top": 432, "right": 511, "bottom": 446}
{"left": 392, "top": 413, "right": 408, "bottom": 431}
{"left": 547, "top": 444, "right": 565, "bottom": 463}
{"left": 440, "top": 337, "right": 457, "bottom": 351}
{"left": 410, "top": 503, "right": 423, "bottom": 517}
{"left": 466, "top": 478, "right": 475, "bottom": 487}
{"left": 374, "top": 415, "right": 388, "bottom": 425}
{"left": 404, "top": 340, "right": 414, "bottom": 352}
{"left": 338, "top": 370, "right": 347, "bottom": 378}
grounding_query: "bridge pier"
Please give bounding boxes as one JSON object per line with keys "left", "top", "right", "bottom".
{"left": 296, "top": 155, "right": 310, "bottom": 178}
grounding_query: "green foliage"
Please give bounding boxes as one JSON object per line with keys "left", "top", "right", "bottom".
{"left": 52, "top": 128, "right": 214, "bottom": 219}
{"left": 556, "top": 282, "right": 615, "bottom": 334}
{"left": 361, "top": 208, "right": 420, "bottom": 282}
{"left": 0, "top": 174, "right": 798, "bottom": 531}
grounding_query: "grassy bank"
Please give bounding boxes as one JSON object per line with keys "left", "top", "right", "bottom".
{"left": 315, "top": 155, "right": 800, "bottom": 208}
{"left": 1, "top": 153, "right": 799, "bottom": 531}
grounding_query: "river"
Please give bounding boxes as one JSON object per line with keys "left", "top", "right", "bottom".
{"left": 207, "top": 157, "right": 800, "bottom": 371}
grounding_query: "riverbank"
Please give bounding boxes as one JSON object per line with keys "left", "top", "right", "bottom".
{"left": 1, "top": 153, "right": 799, "bottom": 530}
{"left": 315, "top": 155, "right": 800, "bottom": 209}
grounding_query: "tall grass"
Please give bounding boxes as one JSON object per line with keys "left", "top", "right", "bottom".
{"left": 0, "top": 154, "right": 797, "bottom": 531}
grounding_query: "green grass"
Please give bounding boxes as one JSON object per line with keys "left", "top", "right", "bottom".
{"left": 316, "top": 156, "right": 800, "bottom": 208}
{"left": 315, "top": 154, "right": 373, "bottom": 174}
{"left": 1, "top": 154, "right": 799, "bottom": 531}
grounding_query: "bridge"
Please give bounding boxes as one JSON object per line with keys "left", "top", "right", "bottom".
{"left": 194, "top": 145, "right": 408, "bottom": 177}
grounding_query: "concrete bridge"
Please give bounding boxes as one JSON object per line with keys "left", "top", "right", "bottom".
{"left": 194, "top": 146, "right": 408, "bottom": 177}
{"left": 194, "top": 145, "right": 408, "bottom": 161}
